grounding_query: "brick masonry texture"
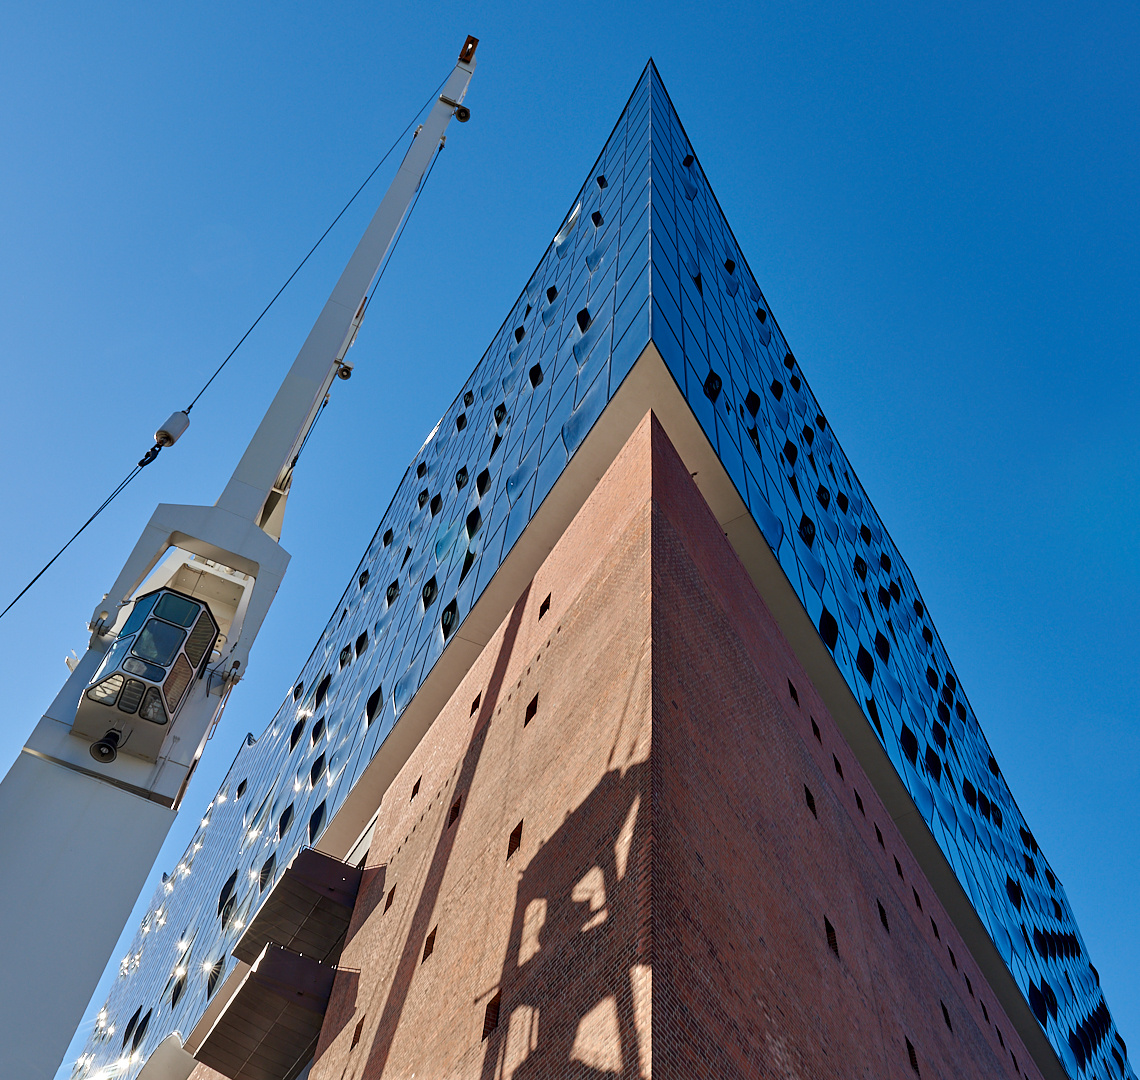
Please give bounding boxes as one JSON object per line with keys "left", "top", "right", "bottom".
{"left": 192, "top": 412, "right": 1040, "bottom": 1080}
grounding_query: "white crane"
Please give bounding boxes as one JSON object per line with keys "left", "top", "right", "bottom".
{"left": 0, "top": 36, "right": 478, "bottom": 1079}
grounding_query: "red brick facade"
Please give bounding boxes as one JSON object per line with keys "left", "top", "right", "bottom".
{"left": 193, "top": 411, "right": 1040, "bottom": 1080}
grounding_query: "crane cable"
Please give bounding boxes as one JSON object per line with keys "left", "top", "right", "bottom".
{"left": 0, "top": 76, "right": 450, "bottom": 625}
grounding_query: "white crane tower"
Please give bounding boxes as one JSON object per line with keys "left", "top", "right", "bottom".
{"left": 0, "top": 36, "right": 478, "bottom": 1079}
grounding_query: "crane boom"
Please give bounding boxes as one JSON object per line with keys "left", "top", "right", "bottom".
{"left": 0, "top": 36, "right": 477, "bottom": 1080}
{"left": 219, "top": 41, "right": 477, "bottom": 539}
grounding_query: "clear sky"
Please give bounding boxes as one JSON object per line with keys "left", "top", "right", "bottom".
{"left": 0, "top": 1, "right": 1136, "bottom": 1074}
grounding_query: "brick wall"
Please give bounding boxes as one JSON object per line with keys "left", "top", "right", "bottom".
{"left": 190, "top": 412, "right": 1041, "bottom": 1080}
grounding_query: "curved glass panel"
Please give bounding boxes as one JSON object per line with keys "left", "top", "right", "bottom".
{"left": 184, "top": 613, "right": 217, "bottom": 668}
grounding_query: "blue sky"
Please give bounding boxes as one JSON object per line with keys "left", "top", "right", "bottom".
{"left": 0, "top": 1, "right": 1136, "bottom": 1073}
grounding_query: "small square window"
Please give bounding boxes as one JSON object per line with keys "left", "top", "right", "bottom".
{"left": 524, "top": 694, "right": 538, "bottom": 726}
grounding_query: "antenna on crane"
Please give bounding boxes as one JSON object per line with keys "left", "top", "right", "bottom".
{"left": 0, "top": 36, "right": 479, "bottom": 1080}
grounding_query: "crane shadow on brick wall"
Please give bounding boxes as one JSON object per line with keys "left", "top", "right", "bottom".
{"left": 479, "top": 757, "right": 651, "bottom": 1079}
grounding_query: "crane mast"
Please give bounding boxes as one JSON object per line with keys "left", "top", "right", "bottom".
{"left": 0, "top": 36, "right": 477, "bottom": 1080}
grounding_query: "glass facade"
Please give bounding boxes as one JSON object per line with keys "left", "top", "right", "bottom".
{"left": 73, "top": 64, "right": 1128, "bottom": 1080}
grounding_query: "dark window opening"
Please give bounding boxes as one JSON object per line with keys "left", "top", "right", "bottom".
{"left": 207, "top": 959, "right": 224, "bottom": 998}
{"left": 236, "top": 779, "right": 247, "bottom": 799}
{"left": 860, "top": 524, "right": 873, "bottom": 544}
{"left": 855, "top": 790, "right": 865, "bottom": 816}
{"left": 789, "top": 373, "right": 801, "bottom": 391}
{"left": 988, "top": 754, "right": 1001, "bottom": 778}
{"left": 875, "top": 631, "right": 890, "bottom": 662}
{"left": 875, "top": 824, "right": 885, "bottom": 848}
{"left": 931, "top": 721, "right": 946, "bottom": 749}
{"left": 856, "top": 646, "right": 875, "bottom": 686}
{"left": 703, "top": 370, "right": 722, "bottom": 402}
{"left": 416, "top": 462, "right": 427, "bottom": 479}
{"left": 784, "top": 351, "right": 796, "bottom": 370}
{"left": 924, "top": 746, "right": 942, "bottom": 783}
{"left": 948, "top": 948, "right": 957, "bottom": 969}
{"left": 878, "top": 901, "right": 890, "bottom": 932}
{"left": 418, "top": 489, "right": 429, "bottom": 508}
{"left": 170, "top": 973, "right": 186, "bottom": 1008}
{"left": 356, "top": 632, "right": 368, "bottom": 657}
{"left": 811, "top": 718, "right": 821, "bottom": 742}
{"left": 358, "top": 569, "right": 369, "bottom": 591}
{"left": 310, "top": 754, "right": 326, "bottom": 788}
{"left": 931, "top": 918, "right": 940, "bottom": 940}
{"left": 471, "top": 692, "right": 482, "bottom": 716}
{"left": 430, "top": 494, "right": 443, "bottom": 517}
{"left": 351, "top": 1017, "right": 365, "bottom": 1050}
{"left": 260, "top": 854, "right": 276, "bottom": 892}
{"left": 366, "top": 685, "right": 383, "bottom": 725}
{"left": 449, "top": 798, "right": 461, "bottom": 827}
{"left": 422, "top": 927, "right": 436, "bottom": 963}
{"left": 853, "top": 555, "right": 868, "bottom": 580}
{"left": 456, "top": 413, "right": 467, "bottom": 432}
{"left": 990, "top": 804, "right": 1002, "bottom": 829}
{"left": 770, "top": 379, "right": 784, "bottom": 401}
{"left": 825, "top": 917, "right": 839, "bottom": 956}
{"left": 386, "top": 580, "right": 400, "bottom": 606}
{"left": 878, "top": 584, "right": 892, "bottom": 610}
{"left": 121, "top": 1008, "right": 141, "bottom": 1049}
{"left": 465, "top": 509, "right": 484, "bottom": 545}
{"left": 340, "top": 644, "right": 353, "bottom": 669}
{"left": 514, "top": 325, "right": 526, "bottom": 343}
{"left": 494, "top": 402, "right": 507, "bottom": 426}
{"left": 460, "top": 548, "right": 476, "bottom": 584}
{"left": 788, "top": 680, "right": 799, "bottom": 705}
{"left": 464, "top": 390, "right": 475, "bottom": 407}
{"left": 833, "top": 754, "right": 844, "bottom": 779}
{"left": 744, "top": 389, "right": 761, "bottom": 416}
{"left": 922, "top": 626, "right": 933, "bottom": 646}
{"left": 315, "top": 673, "right": 331, "bottom": 708}
{"left": 890, "top": 580, "right": 901, "bottom": 602}
{"left": 217, "top": 870, "right": 239, "bottom": 921}
{"left": 996, "top": 1026, "right": 1004, "bottom": 1047}
{"left": 293, "top": 681, "right": 304, "bottom": 701}
{"left": 482, "top": 991, "right": 502, "bottom": 1039}
{"left": 411, "top": 777, "right": 421, "bottom": 801}
{"left": 804, "top": 785, "right": 817, "bottom": 818}
{"left": 384, "top": 885, "right": 396, "bottom": 913}
{"left": 900, "top": 725, "right": 918, "bottom": 765}
{"left": 289, "top": 718, "right": 305, "bottom": 750}
{"left": 524, "top": 694, "right": 538, "bottom": 726}
{"left": 906, "top": 1037, "right": 920, "bottom": 1075}
{"left": 421, "top": 576, "right": 438, "bottom": 608}
{"left": 441, "top": 598, "right": 458, "bottom": 640}
{"left": 783, "top": 440, "right": 798, "bottom": 467}
{"left": 456, "top": 465, "right": 469, "bottom": 491}
{"left": 895, "top": 857, "right": 904, "bottom": 880}
{"left": 383, "top": 528, "right": 393, "bottom": 547}
{"left": 546, "top": 285, "right": 558, "bottom": 304}
{"left": 529, "top": 363, "right": 543, "bottom": 388}
{"left": 278, "top": 804, "right": 293, "bottom": 838}
{"left": 590, "top": 209, "right": 603, "bottom": 227}
{"left": 308, "top": 801, "right": 326, "bottom": 842}
{"left": 507, "top": 820, "right": 523, "bottom": 860}
{"left": 912, "top": 887, "right": 922, "bottom": 911}
{"left": 539, "top": 593, "right": 551, "bottom": 619}
{"left": 477, "top": 466, "right": 492, "bottom": 495}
